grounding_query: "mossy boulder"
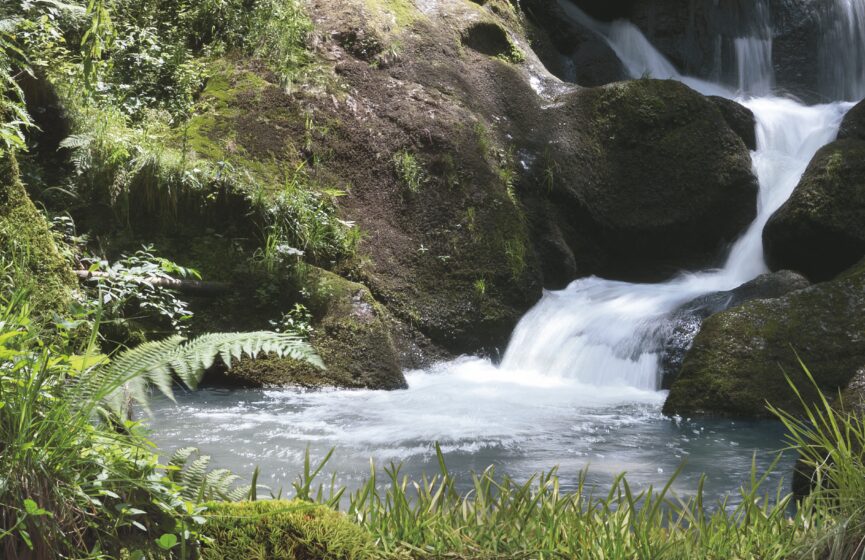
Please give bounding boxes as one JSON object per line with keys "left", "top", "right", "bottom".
{"left": 201, "top": 500, "right": 375, "bottom": 559}
{"left": 763, "top": 138, "right": 865, "bottom": 281}
{"left": 215, "top": 267, "right": 406, "bottom": 390}
{"left": 709, "top": 96, "right": 757, "bottom": 151}
{"left": 838, "top": 99, "right": 865, "bottom": 141}
{"left": 0, "top": 154, "right": 75, "bottom": 314}
{"left": 545, "top": 80, "right": 758, "bottom": 281}
{"left": 658, "top": 270, "right": 810, "bottom": 388}
{"left": 663, "top": 259, "right": 865, "bottom": 419}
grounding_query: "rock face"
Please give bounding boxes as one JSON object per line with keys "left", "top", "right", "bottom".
{"left": 544, "top": 80, "right": 759, "bottom": 282}
{"left": 663, "top": 259, "right": 865, "bottom": 418}
{"left": 659, "top": 270, "right": 810, "bottom": 388}
{"left": 207, "top": 268, "right": 407, "bottom": 389}
{"left": 559, "top": 0, "right": 849, "bottom": 103}
{"left": 522, "top": 0, "right": 627, "bottom": 86}
{"left": 763, "top": 138, "right": 865, "bottom": 281}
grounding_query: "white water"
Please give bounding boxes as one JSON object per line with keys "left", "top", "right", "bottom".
{"left": 149, "top": 3, "right": 859, "bottom": 498}
{"left": 821, "top": 0, "right": 865, "bottom": 101}
{"left": 503, "top": 3, "right": 853, "bottom": 389}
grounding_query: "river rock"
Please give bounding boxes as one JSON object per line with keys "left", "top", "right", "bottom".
{"left": 599, "top": 0, "right": 848, "bottom": 103}
{"left": 709, "top": 96, "right": 757, "bottom": 151}
{"left": 663, "top": 259, "right": 865, "bottom": 418}
{"left": 546, "top": 79, "right": 759, "bottom": 281}
{"left": 659, "top": 270, "right": 810, "bottom": 388}
{"left": 763, "top": 138, "right": 865, "bottom": 281}
{"left": 838, "top": 99, "right": 865, "bottom": 141}
{"left": 205, "top": 268, "right": 407, "bottom": 390}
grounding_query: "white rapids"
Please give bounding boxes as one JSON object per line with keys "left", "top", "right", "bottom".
{"left": 148, "top": 1, "right": 863, "bottom": 498}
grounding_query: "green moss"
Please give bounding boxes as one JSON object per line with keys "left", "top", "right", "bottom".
{"left": 222, "top": 267, "right": 406, "bottom": 389}
{"left": 201, "top": 500, "right": 375, "bottom": 560}
{"left": 0, "top": 154, "right": 75, "bottom": 314}
{"left": 364, "top": 0, "right": 421, "bottom": 33}
{"left": 664, "top": 263, "right": 865, "bottom": 418}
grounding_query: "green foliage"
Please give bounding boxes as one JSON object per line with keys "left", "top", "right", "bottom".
{"left": 0, "top": 18, "right": 32, "bottom": 153}
{"left": 473, "top": 277, "right": 486, "bottom": 297}
{"left": 256, "top": 163, "right": 359, "bottom": 264}
{"left": 392, "top": 150, "right": 426, "bottom": 193}
{"left": 771, "top": 360, "right": 865, "bottom": 559}
{"left": 82, "top": 245, "right": 201, "bottom": 334}
{"left": 504, "top": 236, "right": 526, "bottom": 279}
{"left": 201, "top": 500, "right": 374, "bottom": 560}
{"left": 0, "top": 290, "right": 323, "bottom": 558}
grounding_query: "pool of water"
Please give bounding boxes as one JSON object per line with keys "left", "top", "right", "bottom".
{"left": 146, "top": 357, "right": 794, "bottom": 504}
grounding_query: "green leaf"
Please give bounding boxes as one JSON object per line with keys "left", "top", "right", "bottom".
{"left": 155, "top": 533, "right": 178, "bottom": 550}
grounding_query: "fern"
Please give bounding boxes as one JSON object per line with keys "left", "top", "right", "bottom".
{"left": 168, "top": 448, "right": 257, "bottom": 502}
{"left": 71, "top": 331, "right": 323, "bottom": 419}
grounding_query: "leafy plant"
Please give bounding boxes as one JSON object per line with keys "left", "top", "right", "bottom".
{"left": 0, "top": 289, "right": 323, "bottom": 558}
{"left": 393, "top": 150, "right": 426, "bottom": 193}
{"left": 81, "top": 245, "right": 200, "bottom": 334}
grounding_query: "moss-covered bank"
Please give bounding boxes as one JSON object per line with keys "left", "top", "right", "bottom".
{"left": 0, "top": 154, "right": 75, "bottom": 314}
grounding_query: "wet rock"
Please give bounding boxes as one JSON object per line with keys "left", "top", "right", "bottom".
{"left": 546, "top": 80, "right": 759, "bottom": 282}
{"left": 206, "top": 268, "right": 407, "bottom": 390}
{"left": 763, "top": 138, "right": 865, "bottom": 281}
{"left": 663, "top": 259, "right": 865, "bottom": 418}
{"left": 838, "top": 99, "right": 865, "bottom": 141}
{"left": 522, "top": 0, "right": 627, "bottom": 85}
{"left": 710, "top": 96, "right": 757, "bottom": 151}
{"left": 659, "top": 270, "right": 810, "bottom": 388}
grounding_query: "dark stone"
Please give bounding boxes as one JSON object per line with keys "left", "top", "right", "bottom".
{"left": 663, "top": 259, "right": 865, "bottom": 418}
{"left": 203, "top": 268, "right": 407, "bottom": 390}
{"left": 567, "top": 0, "right": 635, "bottom": 22}
{"left": 523, "top": 0, "right": 627, "bottom": 86}
{"left": 838, "top": 99, "right": 865, "bottom": 142}
{"left": 462, "top": 22, "right": 513, "bottom": 58}
{"left": 545, "top": 80, "right": 759, "bottom": 282}
{"left": 659, "top": 270, "right": 810, "bottom": 388}
{"left": 709, "top": 96, "right": 757, "bottom": 151}
{"left": 764, "top": 139, "right": 865, "bottom": 281}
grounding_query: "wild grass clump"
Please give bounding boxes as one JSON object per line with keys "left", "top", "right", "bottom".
{"left": 393, "top": 150, "right": 426, "bottom": 193}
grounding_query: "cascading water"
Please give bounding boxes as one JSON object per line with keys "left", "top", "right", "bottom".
{"left": 147, "top": 1, "right": 861, "bottom": 499}
{"left": 503, "top": 2, "right": 852, "bottom": 391}
{"left": 821, "top": 0, "right": 865, "bottom": 101}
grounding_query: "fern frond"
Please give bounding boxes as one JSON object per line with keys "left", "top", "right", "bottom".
{"left": 73, "top": 331, "right": 322, "bottom": 419}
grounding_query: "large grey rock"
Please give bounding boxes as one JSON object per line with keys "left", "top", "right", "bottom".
{"left": 663, "top": 259, "right": 865, "bottom": 418}
{"left": 659, "top": 270, "right": 810, "bottom": 388}
{"left": 764, "top": 138, "right": 865, "bottom": 281}
{"left": 544, "top": 79, "right": 759, "bottom": 282}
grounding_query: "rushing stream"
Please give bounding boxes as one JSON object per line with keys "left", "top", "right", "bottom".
{"left": 148, "top": 2, "right": 863, "bottom": 501}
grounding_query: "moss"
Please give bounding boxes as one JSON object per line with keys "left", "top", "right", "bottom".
{"left": 364, "top": 0, "right": 421, "bottom": 34}
{"left": 764, "top": 139, "right": 865, "bottom": 281}
{"left": 0, "top": 154, "right": 76, "bottom": 314}
{"left": 179, "top": 60, "right": 288, "bottom": 190}
{"left": 218, "top": 267, "right": 406, "bottom": 389}
{"left": 201, "top": 500, "right": 375, "bottom": 560}
{"left": 664, "top": 259, "right": 865, "bottom": 418}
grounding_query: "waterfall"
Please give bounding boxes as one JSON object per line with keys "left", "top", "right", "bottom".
{"left": 821, "top": 0, "right": 865, "bottom": 101}
{"left": 500, "top": 4, "right": 853, "bottom": 389}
